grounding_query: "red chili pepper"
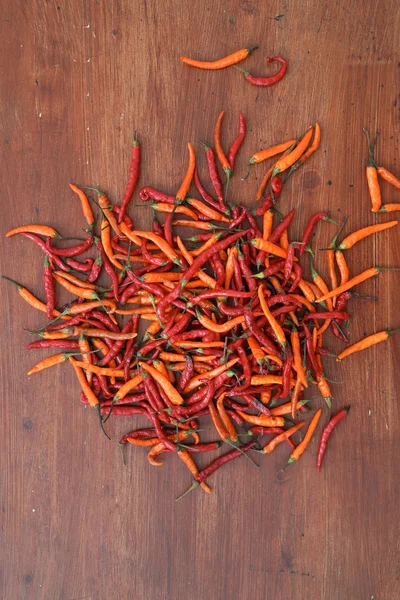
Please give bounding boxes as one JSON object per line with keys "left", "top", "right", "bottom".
{"left": 280, "top": 346, "right": 293, "bottom": 398}
{"left": 65, "top": 257, "right": 94, "bottom": 273}
{"left": 209, "top": 253, "right": 226, "bottom": 286}
{"left": 317, "top": 407, "right": 350, "bottom": 471}
{"left": 304, "top": 311, "right": 350, "bottom": 321}
{"left": 193, "top": 168, "right": 226, "bottom": 214}
{"left": 25, "top": 340, "right": 80, "bottom": 350}
{"left": 99, "top": 318, "right": 134, "bottom": 366}
{"left": 43, "top": 254, "right": 55, "bottom": 319}
{"left": 178, "top": 379, "right": 215, "bottom": 416}
{"left": 228, "top": 111, "right": 246, "bottom": 171}
{"left": 48, "top": 234, "right": 93, "bottom": 257}
{"left": 246, "top": 395, "right": 273, "bottom": 416}
{"left": 300, "top": 212, "right": 329, "bottom": 255}
{"left": 302, "top": 323, "right": 322, "bottom": 377}
{"left": 196, "top": 441, "right": 256, "bottom": 483}
{"left": 200, "top": 142, "right": 225, "bottom": 208}
{"left": 139, "top": 186, "right": 175, "bottom": 204}
{"left": 100, "top": 405, "right": 148, "bottom": 416}
{"left": 176, "top": 354, "right": 194, "bottom": 393}
{"left": 119, "top": 131, "right": 140, "bottom": 223}
{"left": 249, "top": 426, "right": 295, "bottom": 449}
{"left": 243, "top": 310, "right": 278, "bottom": 356}
{"left": 288, "top": 263, "right": 303, "bottom": 293}
{"left": 268, "top": 208, "right": 296, "bottom": 244}
{"left": 256, "top": 175, "right": 284, "bottom": 216}
{"left": 120, "top": 428, "right": 157, "bottom": 445}
{"left": 254, "top": 259, "right": 285, "bottom": 280}
{"left": 283, "top": 243, "right": 296, "bottom": 285}
{"left": 235, "top": 56, "right": 287, "bottom": 87}
{"left": 237, "top": 247, "right": 256, "bottom": 291}
{"left": 152, "top": 219, "right": 165, "bottom": 238}
{"left": 113, "top": 205, "right": 133, "bottom": 228}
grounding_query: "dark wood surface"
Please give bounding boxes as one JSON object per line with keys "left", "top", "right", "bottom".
{"left": 1, "top": 1, "right": 399, "bottom": 599}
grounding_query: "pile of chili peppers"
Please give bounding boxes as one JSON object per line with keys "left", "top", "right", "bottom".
{"left": 4, "top": 111, "right": 399, "bottom": 499}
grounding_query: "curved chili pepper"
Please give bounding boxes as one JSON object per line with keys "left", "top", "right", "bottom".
{"left": 176, "top": 354, "right": 194, "bottom": 393}
{"left": 235, "top": 56, "right": 287, "bottom": 87}
{"left": 66, "top": 257, "right": 94, "bottom": 273}
{"left": 193, "top": 168, "right": 226, "bottom": 214}
{"left": 302, "top": 323, "right": 322, "bottom": 377}
{"left": 317, "top": 407, "right": 350, "bottom": 471}
{"left": 243, "top": 310, "right": 278, "bottom": 356}
{"left": 181, "top": 46, "right": 258, "bottom": 70}
{"left": 200, "top": 142, "right": 224, "bottom": 206}
{"left": 119, "top": 131, "right": 140, "bottom": 223}
{"left": 256, "top": 175, "right": 283, "bottom": 216}
{"left": 43, "top": 255, "right": 55, "bottom": 319}
{"left": 196, "top": 441, "right": 256, "bottom": 484}
{"left": 268, "top": 208, "right": 296, "bottom": 244}
{"left": 25, "top": 340, "right": 80, "bottom": 350}
{"left": 300, "top": 212, "right": 330, "bottom": 255}
{"left": 48, "top": 234, "right": 93, "bottom": 257}
{"left": 228, "top": 111, "right": 246, "bottom": 171}
{"left": 20, "top": 233, "right": 70, "bottom": 272}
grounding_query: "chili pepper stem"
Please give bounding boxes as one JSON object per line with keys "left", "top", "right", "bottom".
{"left": 175, "top": 480, "right": 200, "bottom": 501}
{"left": 119, "top": 442, "right": 126, "bottom": 466}
{"left": 96, "top": 404, "right": 111, "bottom": 440}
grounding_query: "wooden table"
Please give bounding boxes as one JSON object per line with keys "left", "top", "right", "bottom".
{"left": 1, "top": 1, "right": 399, "bottom": 598}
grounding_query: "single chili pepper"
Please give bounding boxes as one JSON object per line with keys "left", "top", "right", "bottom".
{"left": 187, "top": 198, "right": 228, "bottom": 223}
{"left": 280, "top": 346, "right": 293, "bottom": 398}
{"left": 377, "top": 166, "right": 400, "bottom": 190}
{"left": 175, "top": 142, "right": 196, "bottom": 203}
{"left": 100, "top": 405, "right": 147, "bottom": 416}
{"left": 95, "top": 240, "right": 119, "bottom": 300}
{"left": 299, "top": 212, "right": 330, "bottom": 255}
{"left": 243, "top": 309, "right": 278, "bottom": 356}
{"left": 214, "top": 111, "right": 232, "bottom": 191}
{"left": 101, "top": 219, "right": 124, "bottom": 269}
{"left": 235, "top": 55, "right": 287, "bottom": 87}
{"left": 119, "top": 131, "right": 140, "bottom": 223}
{"left": 2, "top": 275, "right": 64, "bottom": 318}
{"left": 316, "top": 266, "right": 399, "bottom": 304}
{"left": 268, "top": 208, "right": 296, "bottom": 244}
{"left": 65, "top": 257, "right": 94, "bottom": 273}
{"left": 87, "top": 255, "right": 102, "bottom": 284}
{"left": 287, "top": 408, "right": 322, "bottom": 465}
{"left": 27, "top": 352, "right": 81, "bottom": 375}
{"left": 180, "top": 46, "right": 258, "bottom": 70}
{"left": 48, "top": 234, "right": 93, "bottom": 257}
{"left": 243, "top": 139, "right": 295, "bottom": 179}
{"left": 176, "top": 354, "right": 194, "bottom": 393}
{"left": 290, "top": 376, "right": 303, "bottom": 420}
{"left": 78, "top": 332, "right": 93, "bottom": 383}
{"left": 337, "top": 221, "right": 398, "bottom": 250}
{"left": 25, "top": 340, "right": 79, "bottom": 350}
{"left": 289, "top": 123, "right": 321, "bottom": 175}
{"left": 272, "top": 127, "right": 313, "bottom": 176}
{"left": 140, "top": 362, "right": 184, "bottom": 405}
{"left": 304, "top": 311, "right": 350, "bottom": 321}
{"left": 193, "top": 168, "right": 225, "bottom": 214}
{"left": 69, "top": 183, "right": 95, "bottom": 231}
{"left": 209, "top": 253, "right": 226, "bottom": 287}
{"left": 193, "top": 441, "right": 257, "bottom": 485}
{"left": 302, "top": 323, "right": 322, "bottom": 377}
{"left": 200, "top": 142, "right": 224, "bottom": 206}
{"left": 6, "top": 224, "right": 60, "bottom": 238}
{"left": 263, "top": 421, "right": 305, "bottom": 454}
{"left": 337, "top": 328, "right": 400, "bottom": 360}
{"left": 363, "top": 128, "right": 381, "bottom": 212}
{"left": 228, "top": 111, "right": 246, "bottom": 171}
{"left": 42, "top": 254, "right": 55, "bottom": 319}
{"left": 251, "top": 238, "right": 288, "bottom": 260}
{"left": 256, "top": 176, "right": 284, "bottom": 216}
{"left": 99, "top": 318, "right": 134, "bottom": 366}
{"left": 317, "top": 407, "right": 350, "bottom": 471}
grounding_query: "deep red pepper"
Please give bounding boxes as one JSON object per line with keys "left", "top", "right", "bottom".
{"left": 209, "top": 253, "right": 225, "bottom": 286}
{"left": 246, "top": 395, "right": 273, "bottom": 416}
{"left": 65, "top": 257, "right": 94, "bottom": 273}
{"left": 280, "top": 346, "right": 293, "bottom": 398}
{"left": 255, "top": 259, "right": 285, "bottom": 280}
{"left": 288, "top": 262, "right": 303, "bottom": 293}
{"left": 164, "top": 212, "right": 174, "bottom": 247}
{"left": 243, "top": 309, "right": 278, "bottom": 356}
{"left": 256, "top": 176, "right": 284, "bottom": 216}
{"left": 100, "top": 405, "right": 148, "bottom": 416}
{"left": 120, "top": 428, "right": 157, "bottom": 444}
{"left": 268, "top": 208, "right": 296, "bottom": 244}
{"left": 300, "top": 212, "right": 329, "bottom": 255}
{"left": 176, "top": 354, "right": 194, "bottom": 393}
{"left": 119, "top": 131, "right": 140, "bottom": 223}
{"left": 193, "top": 168, "right": 226, "bottom": 214}
{"left": 236, "top": 56, "right": 287, "bottom": 87}
{"left": 139, "top": 186, "right": 175, "bottom": 204}
{"left": 228, "top": 111, "right": 246, "bottom": 171}
{"left": 229, "top": 208, "right": 247, "bottom": 229}
{"left": 317, "top": 407, "right": 350, "bottom": 471}
{"left": 302, "top": 323, "right": 322, "bottom": 377}
{"left": 99, "top": 318, "right": 134, "bottom": 366}
{"left": 95, "top": 240, "right": 119, "bottom": 300}
{"left": 178, "top": 379, "right": 215, "bottom": 416}
{"left": 141, "top": 239, "right": 167, "bottom": 266}
{"left": 201, "top": 142, "right": 225, "bottom": 208}
{"left": 304, "top": 311, "right": 350, "bottom": 321}
{"left": 86, "top": 255, "right": 102, "bottom": 284}
{"left": 43, "top": 254, "right": 55, "bottom": 319}
{"left": 152, "top": 219, "right": 165, "bottom": 238}
{"left": 48, "top": 234, "right": 93, "bottom": 257}
{"left": 89, "top": 310, "right": 120, "bottom": 332}
{"left": 113, "top": 205, "right": 133, "bottom": 228}
{"left": 196, "top": 441, "right": 256, "bottom": 483}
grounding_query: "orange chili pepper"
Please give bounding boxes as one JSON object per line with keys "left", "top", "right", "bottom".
{"left": 263, "top": 421, "right": 305, "bottom": 453}
{"left": 140, "top": 362, "right": 184, "bottom": 405}
{"left": 290, "top": 123, "right": 320, "bottom": 173}
{"left": 214, "top": 111, "right": 232, "bottom": 182}
{"left": 272, "top": 127, "right": 313, "bottom": 176}
{"left": 256, "top": 166, "right": 274, "bottom": 201}
{"left": 175, "top": 237, "right": 217, "bottom": 288}
{"left": 270, "top": 399, "right": 306, "bottom": 417}
{"left": 6, "top": 224, "right": 60, "bottom": 238}
{"left": 184, "top": 358, "right": 239, "bottom": 393}
{"left": 235, "top": 411, "right": 284, "bottom": 427}
{"left": 337, "top": 328, "right": 399, "bottom": 360}
{"left": 100, "top": 219, "right": 124, "bottom": 269}
{"left": 150, "top": 202, "right": 199, "bottom": 220}
{"left": 129, "top": 231, "right": 182, "bottom": 266}
{"left": 176, "top": 142, "right": 196, "bottom": 202}
{"left": 377, "top": 166, "right": 400, "bottom": 190}
{"left": 70, "top": 360, "right": 125, "bottom": 377}
{"left": 247, "top": 335, "right": 265, "bottom": 364}
{"left": 258, "top": 285, "right": 286, "bottom": 346}
{"left": 216, "top": 393, "right": 238, "bottom": 441}
{"left": 252, "top": 237, "right": 288, "bottom": 259}
{"left": 27, "top": 352, "right": 71, "bottom": 375}
{"left": 309, "top": 258, "right": 333, "bottom": 310}
{"left": 316, "top": 267, "right": 396, "bottom": 304}
{"left": 291, "top": 330, "right": 308, "bottom": 387}
{"left": 53, "top": 273, "right": 99, "bottom": 300}
{"left": 69, "top": 183, "right": 95, "bottom": 230}
{"left": 335, "top": 251, "right": 349, "bottom": 286}
{"left": 245, "top": 138, "right": 295, "bottom": 171}
{"left": 69, "top": 357, "right": 99, "bottom": 407}
{"left": 172, "top": 219, "right": 217, "bottom": 231}
{"left": 78, "top": 333, "right": 93, "bottom": 384}
{"left": 53, "top": 270, "right": 98, "bottom": 290}
{"left": 224, "top": 246, "right": 238, "bottom": 288}
{"left": 288, "top": 408, "right": 322, "bottom": 464}
{"left": 337, "top": 221, "right": 398, "bottom": 250}
{"left": 146, "top": 430, "right": 196, "bottom": 464}
{"left": 112, "top": 374, "right": 144, "bottom": 403}
{"left": 363, "top": 128, "right": 381, "bottom": 212}
{"left": 181, "top": 46, "right": 258, "bottom": 70}
{"left": 67, "top": 299, "right": 117, "bottom": 315}
{"left": 195, "top": 309, "right": 245, "bottom": 333}
{"left": 187, "top": 199, "right": 229, "bottom": 222}
{"left": 290, "top": 376, "right": 303, "bottom": 420}
{"left": 379, "top": 204, "right": 400, "bottom": 213}
{"left": 2, "top": 276, "right": 63, "bottom": 318}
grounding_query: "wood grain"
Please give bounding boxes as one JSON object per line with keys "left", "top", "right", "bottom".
{"left": 1, "top": 1, "right": 399, "bottom": 598}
